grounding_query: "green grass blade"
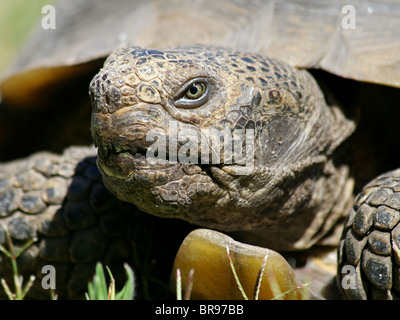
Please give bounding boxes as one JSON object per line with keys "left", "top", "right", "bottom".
{"left": 86, "top": 263, "right": 108, "bottom": 300}
{"left": 94, "top": 263, "right": 107, "bottom": 300}
{"left": 15, "top": 238, "right": 37, "bottom": 258}
{"left": 0, "top": 243, "right": 12, "bottom": 259}
{"left": 176, "top": 268, "right": 182, "bottom": 300}
{"left": 271, "top": 281, "right": 311, "bottom": 300}
{"left": 226, "top": 246, "right": 248, "bottom": 300}
{"left": 21, "top": 275, "right": 36, "bottom": 300}
{"left": 86, "top": 263, "right": 135, "bottom": 300}
{"left": 266, "top": 272, "right": 283, "bottom": 299}
{"left": 1, "top": 278, "right": 14, "bottom": 300}
{"left": 115, "top": 264, "right": 135, "bottom": 300}
{"left": 105, "top": 266, "right": 116, "bottom": 300}
{"left": 183, "top": 269, "right": 194, "bottom": 300}
{"left": 253, "top": 250, "right": 269, "bottom": 300}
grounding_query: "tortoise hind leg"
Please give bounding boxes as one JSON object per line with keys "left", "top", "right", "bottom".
{"left": 337, "top": 169, "right": 400, "bottom": 300}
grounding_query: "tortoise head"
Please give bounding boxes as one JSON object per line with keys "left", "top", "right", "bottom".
{"left": 90, "top": 46, "right": 355, "bottom": 249}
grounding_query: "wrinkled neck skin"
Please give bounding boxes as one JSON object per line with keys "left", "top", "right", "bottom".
{"left": 90, "top": 45, "right": 355, "bottom": 251}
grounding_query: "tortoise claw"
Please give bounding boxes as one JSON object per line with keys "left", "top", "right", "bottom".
{"left": 171, "top": 228, "right": 308, "bottom": 300}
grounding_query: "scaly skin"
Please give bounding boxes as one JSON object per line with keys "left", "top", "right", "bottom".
{"left": 3, "top": 46, "right": 396, "bottom": 299}
{"left": 0, "top": 146, "right": 191, "bottom": 299}
{"left": 0, "top": 146, "right": 138, "bottom": 299}
{"left": 338, "top": 169, "right": 400, "bottom": 299}
{"left": 90, "top": 46, "right": 355, "bottom": 250}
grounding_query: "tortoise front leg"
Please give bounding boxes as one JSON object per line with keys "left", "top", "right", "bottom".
{"left": 337, "top": 169, "right": 400, "bottom": 299}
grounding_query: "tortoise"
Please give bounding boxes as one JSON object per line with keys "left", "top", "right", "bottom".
{"left": 0, "top": 0, "right": 399, "bottom": 300}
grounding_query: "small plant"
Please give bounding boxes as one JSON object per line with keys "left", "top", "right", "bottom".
{"left": 226, "top": 246, "right": 310, "bottom": 300}
{"left": 0, "top": 233, "right": 37, "bottom": 300}
{"left": 267, "top": 271, "right": 310, "bottom": 300}
{"left": 175, "top": 268, "right": 194, "bottom": 300}
{"left": 85, "top": 262, "right": 135, "bottom": 300}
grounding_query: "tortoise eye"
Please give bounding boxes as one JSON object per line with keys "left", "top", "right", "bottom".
{"left": 185, "top": 82, "right": 207, "bottom": 100}
{"left": 174, "top": 78, "right": 211, "bottom": 109}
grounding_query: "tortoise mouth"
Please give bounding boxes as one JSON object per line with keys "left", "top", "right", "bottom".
{"left": 96, "top": 127, "right": 257, "bottom": 190}
{"left": 97, "top": 145, "right": 176, "bottom": 179}
{"left": 96, "top": 139, "right": 210, "bottom": 189}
